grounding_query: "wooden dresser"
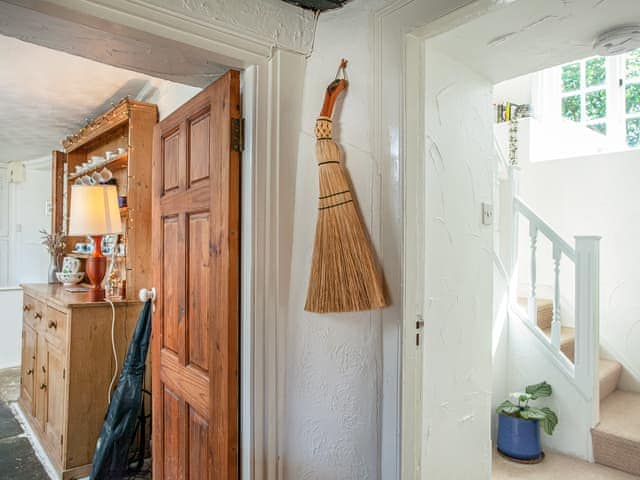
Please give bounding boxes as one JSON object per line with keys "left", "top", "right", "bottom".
{"left": 19, "top": 284, "right": 144, "bottom": 479}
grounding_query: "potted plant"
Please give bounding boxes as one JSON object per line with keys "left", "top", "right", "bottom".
{"left": 496, "top": 381, "right": 558, "bottom": 461}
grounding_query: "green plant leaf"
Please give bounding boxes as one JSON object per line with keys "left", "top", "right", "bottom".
{"left": 496, "top": 400, "right": 520, "bottom": 415}
{"left": 526, "top": 381, "right": 552, "bottom": 399}
{"left": 521, "top": 407, "right": 547, "bottom": 420}
{"left": 539, "top": 407, "right": 558, "bottom": 435}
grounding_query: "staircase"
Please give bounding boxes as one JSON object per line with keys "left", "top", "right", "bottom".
{"left": 498, "top": 163, "right": 640, "bottom": 475}
{"left": 522, "top": 292, "right": 640, "bottom": 476}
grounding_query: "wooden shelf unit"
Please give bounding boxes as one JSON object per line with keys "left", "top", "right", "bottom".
{"left": 67, "top": 152, "right": 128, "bottom": 180}
{"left": 51, "top": 99, "right": 158, "bottom": 300}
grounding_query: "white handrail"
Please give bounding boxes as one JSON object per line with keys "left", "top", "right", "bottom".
{"left": 508, "top": 176, "right": 600, "bottom": 422}
{"left": 514, "top": 196, "right": 576, "bottom": 262}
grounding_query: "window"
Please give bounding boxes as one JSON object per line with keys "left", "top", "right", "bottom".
{"left": 561, "top": 57, "right": 607, "bottom": 135}
{"left": 625, "top": 50, "right": 640, "bottom": 147}
{"left": 554, "top": 48, "right": 640, "bottom": 150}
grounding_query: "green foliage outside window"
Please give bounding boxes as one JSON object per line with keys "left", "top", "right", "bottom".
{"left": 626, "top": 84, "right": 640, "bottom": 114}
{"left": 562, "top": 95, "right": 581, "bottom": 122}
{"left": 586, "top": 90, "right": 606, "bottom": 120}
{"left": 626, "top": 50, "right": 640, "bottom": 80}
{"left": 627, "top": 119, "right": 640, "bottom": 147}
{"left": 562, "top": 63, "right": 580, "bottom": 92}
{"left": 586, "top": 57, "right": 606, "bottom": 87}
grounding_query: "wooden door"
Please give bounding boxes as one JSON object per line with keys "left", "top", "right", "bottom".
{"left": 20, "top": 324, "right": 36, "bottom": 415}
{"left": 43, "top": 341, "right": 66, "bottom": 461}
{"left": 152, "top": 70, "right": 241, "bottom": 479}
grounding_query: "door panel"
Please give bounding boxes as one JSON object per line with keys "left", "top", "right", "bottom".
{"left": 152, "top": 70, "right": 240, "bottom": 480}
{"left": 162, "top": 215, "right": 181, "bottom": 354}
{"left": 34, "top": 334, "right": 47, "bottom": 431}
{"left": 188, "top": 112, "right": 211, "bottom": 186}
{"left": 20, "top": 324, "right": 36, "bottom": 415}
{"left": 187, "top": 212, "right": 210, "bottom": 372}
{"left": 44, "top": 341, "right": 65, "bottom": 461}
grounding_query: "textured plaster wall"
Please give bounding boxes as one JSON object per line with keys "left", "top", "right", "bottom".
{"left": 422, "top": 45, "right": 494, "bottom": 478}
{"left": 141, "top": 0, "right": 316, "bottom": 51}
{"left": 284, "top": 1, "right": 387, "bottom": 478}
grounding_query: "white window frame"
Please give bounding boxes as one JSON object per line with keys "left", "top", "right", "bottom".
{"left": 555, "top": 50, "right": 640, "bottom": 151}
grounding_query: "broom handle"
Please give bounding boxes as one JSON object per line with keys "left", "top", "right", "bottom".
{"left": 320, "top": 59, "right": 348, "bottom": 118}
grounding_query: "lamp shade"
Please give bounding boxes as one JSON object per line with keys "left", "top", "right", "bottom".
{"left": 69, "top": 185, "right": 122, "bottom": 236}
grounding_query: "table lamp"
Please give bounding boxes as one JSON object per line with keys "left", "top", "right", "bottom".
{"left": 69, "top": 185, "right": 122, "bottom": 301}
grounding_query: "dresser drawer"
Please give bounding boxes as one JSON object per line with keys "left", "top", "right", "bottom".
{"left": 44, "top": 306, "right": 69, "bottom": 347}
{"left": 23, "top": 294, "right": 45, "bottom": 330}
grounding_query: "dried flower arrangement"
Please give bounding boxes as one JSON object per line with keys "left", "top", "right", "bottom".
{"left": 39, "top": 229, "right": 66, "bottom": 257}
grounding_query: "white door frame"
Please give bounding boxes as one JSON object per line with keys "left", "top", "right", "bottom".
{"left": 0, "top": 3, "right": 307, "bottom": 479}
{"left": 372, "top": 1, "right": 509, "bottom": 478}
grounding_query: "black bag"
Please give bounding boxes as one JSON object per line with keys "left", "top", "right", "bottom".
{"left": 90, "top": 300, "right": 152, "bottom": 479}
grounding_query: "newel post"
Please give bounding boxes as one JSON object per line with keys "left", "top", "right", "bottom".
{"left": 574, "top": 236, "right": 601, "bottom": 425}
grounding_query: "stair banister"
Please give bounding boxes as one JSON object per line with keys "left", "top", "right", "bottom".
{"left": 574, "top": 236, "right": 601, "bottom": 425}
{"left": 551, "top": 245, "right": 562, "bottom": 350}
{"left": 529, "top": 223, "right": 538, "bottom": 327}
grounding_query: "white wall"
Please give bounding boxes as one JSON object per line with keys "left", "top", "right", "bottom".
{"left": 137, "top": 79, "right": 202, "bottom": 120}
{"left": 0, "top": 287, "right": 22, "bottom": 369}
{"left": 0, "top": 157, "right": 51, "bottom": 369}
{"left": 283, "top": 3, "right": 385, "bottom": 477}
{"left": 9, "top": 159, "right": 51, "bottom": 286}
{"left": 422, "top": 45, "right": 494, "bottom": 479}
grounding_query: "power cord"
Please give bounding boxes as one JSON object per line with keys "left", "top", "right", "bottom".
{"left": 105, "top": 298, "right": 118, "bottom": 404}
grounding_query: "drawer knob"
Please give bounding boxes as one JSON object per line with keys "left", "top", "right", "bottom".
{"left": 23, "top": 304, "right": 32, "bottom": 312}
{"left": 26, "top": 369, "right": 33, "bottom": 375}
{"left": 48, "top": 321, "right": 58, "bottom": 329}
{"left": 40, "top": 383, "right": 47, "bottom": 390}
{"left": 34, "top": 312, "right": 43, "bottom": 320}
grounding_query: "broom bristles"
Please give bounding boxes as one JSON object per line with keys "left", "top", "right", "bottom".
{"left": 305, "top": 118, "right": 387, "bottom": 313}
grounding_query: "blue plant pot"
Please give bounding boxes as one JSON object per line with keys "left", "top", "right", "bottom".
{"left": 497, "top": 413, "right": 542, "bottom": 460}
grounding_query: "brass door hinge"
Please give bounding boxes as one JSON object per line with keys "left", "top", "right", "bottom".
{"left": 231, "top": 118, "right": 245, "bottom": 153}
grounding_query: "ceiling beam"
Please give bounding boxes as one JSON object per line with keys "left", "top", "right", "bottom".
{"left": 281, "top": 0, "right": 349, "bottom": 11}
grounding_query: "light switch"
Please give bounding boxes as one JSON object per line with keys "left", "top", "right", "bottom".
{"left": 482, "top": 202, "right": 493, "bottom": 225}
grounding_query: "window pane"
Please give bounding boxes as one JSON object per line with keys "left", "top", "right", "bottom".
{"left": 586, "top": 90, "right": 606, "bottom": 119}
{"left": 626, "top": 84, "right": 640, "bottom": 114}
{"left": 626, "top": 50, "right": 640, "bottom": 81}
{"left": 627, "top": 118, "right": 640, "bottom": 147}
{"left": 562, "top": 63, "right": 581, "bottom": 92}
{"left": 562, "top": 95, "right": 581, "bottom": 121}
{"left": 585, "top": 57, "right": 606, "bottom": 87}
{"left": 587, "top": 123, "right": 607, "bottom": 135}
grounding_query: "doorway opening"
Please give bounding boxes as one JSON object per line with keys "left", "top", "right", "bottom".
{"left": 401, "top": 0, "right": 640, "bottom": 478}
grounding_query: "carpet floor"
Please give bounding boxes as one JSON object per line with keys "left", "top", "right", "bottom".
{"left": 493, "top": 449, "right": 640, "bottom": 479}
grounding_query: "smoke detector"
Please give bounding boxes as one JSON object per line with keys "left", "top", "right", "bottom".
{"left": 594, "top": 25, "right": 640, "bottom": 56}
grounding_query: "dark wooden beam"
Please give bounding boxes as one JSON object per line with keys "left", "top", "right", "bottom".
{"left": 281, "top": 0, "right": 349, "bottom": 11}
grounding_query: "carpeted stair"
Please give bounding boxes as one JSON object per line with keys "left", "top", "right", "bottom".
{"left": 524, "top": 298, "right": 640, "bottom": 476}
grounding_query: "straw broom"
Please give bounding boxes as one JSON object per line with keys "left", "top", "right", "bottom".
{"left": 305, "top": 60, "right": 387, "bottom": 313}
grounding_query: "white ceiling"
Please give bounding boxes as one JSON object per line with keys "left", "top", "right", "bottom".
{"left": 0, "top": 34, "right": 155, "bottom": 163}
{"left": 428, "top": 0, "right": 640, "bottom": 84}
